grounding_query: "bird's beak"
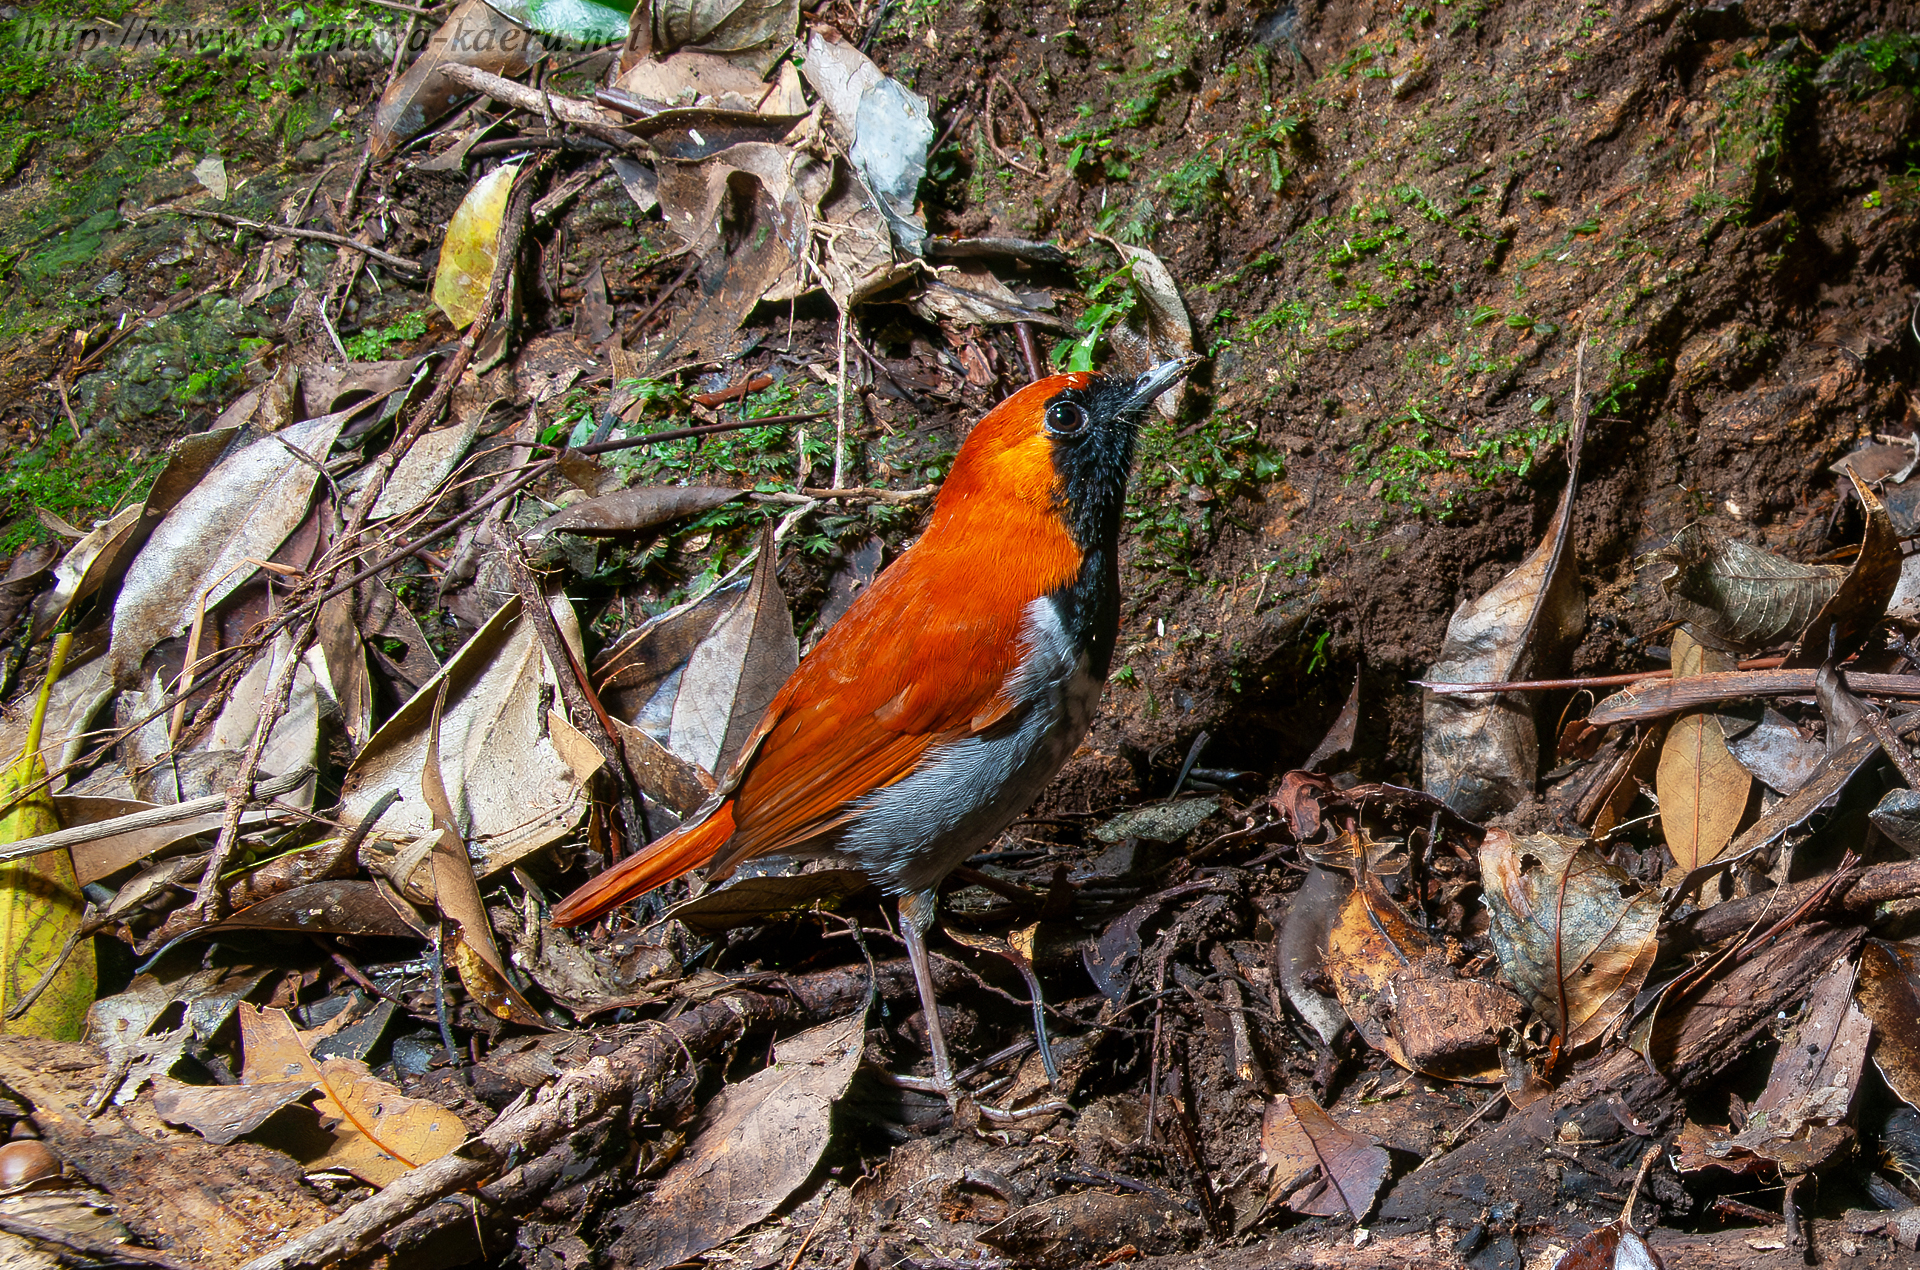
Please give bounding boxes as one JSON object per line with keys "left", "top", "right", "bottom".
{"left": 1123, "top": 357, "right": 1200, "bottom": 414}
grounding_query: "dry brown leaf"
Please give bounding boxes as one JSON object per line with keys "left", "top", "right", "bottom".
{"left": 0, "top": 656, "right": 109, "bottom": 795}
{"left": 421, "top": 685, "right": 545, "bottom": 1027}
{"left": 368, "top": 0, "right": 542, "bottom": 159}
{"left": 1423, "top": 401, "right": 1587, "bottom": 819}
{"left": 645, "top": 142, "right": 822, "bottom": 367}
{"left": 24, "top": 507, "right": 139, "bottom": 643}
{"left": 642, "top": 0, "right": 798, "bottom": 75}
{"left": 1655, "top": 630, "right": 1751, "bottom": 872}
{"left": 611, "top": 717, "right": 715, "bottom": 816}
{"left": 1322, "top": 857, "right": 1519, "bottom": 1080}
{"left": 663, "top": 869, "right": 872, "bottom": 935}
{"left": 1786, "top": 468, "right": 1902, "bottom": 667}
{"left": 1552, "top": 1224, "right": 1668, "bottom": 1269}
{"left": 1089, "top": 235, "right": 1196, "bottom": 420}
{"left": 1676, "top": 957, "right": 1869, "bottom": 1177}
{"left": 107, "top": 406, "right": 352, "bottom": 686}
{"left": 361, "top": 417, "right": 477, "bottom": 522}
{"left": 85, "top": 968, "right": 267, "bottom": 1108}
{"left": 528, "top": 485, "right": 743, "bottom": 540}
{"left": 338, "top": 593, "right": 592, "bottom": 876}
{"left": 1479, "top": 829, "right": 1659, "bottom": 1048}
{"left": 606, "top": 1011, "right": 864, "bottom": 1269}
{"left": 669, "top": 528, "right": 797, "bottom": 777}
{"left": 237, "top": 1004, "right": 465, "bottom": 1187}
{"left": 1651, "top": 523, "right": 1844, "bottom": 652}
{"left": 1259, "top": 1094, "right": 1390, "bottom": 1221}
{"left": 151, "top": 1075, "right": 315, "bottom": 1146}
{"left": 1858, "top": 938, "right": 1920, "bottom": 1111}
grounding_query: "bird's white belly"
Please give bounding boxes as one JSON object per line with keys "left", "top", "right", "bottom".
{"left": 831, "top": 596, "right": 1101, "bottom": 895}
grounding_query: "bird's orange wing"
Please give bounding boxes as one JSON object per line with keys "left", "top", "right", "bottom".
{"left": 549, "top": 374, "right": 1093, "bottom": 926}
{"left": 710, "top": 498, "right": 1079, "bottom": 869}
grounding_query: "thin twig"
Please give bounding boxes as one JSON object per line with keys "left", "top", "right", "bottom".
{"left": 150, "top": 209, "right": 424, "bottom": 275}
{"left": 1420, "top": 654, "right": 1787, "bottom": 695}
{"left": 984, "top": 73, "right": 1045, "bottom": 176}
{"left": 438, "top": 65, "right": 641, "bottom": 150}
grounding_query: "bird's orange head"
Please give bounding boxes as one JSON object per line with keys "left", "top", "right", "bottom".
{"left": 929, "top": 360, "right": 1193, "bottom": 555}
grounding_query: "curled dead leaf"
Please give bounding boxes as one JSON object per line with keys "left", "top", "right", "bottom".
{"left": 1258, "top": 1094, "right": 1390, "bottom": 1221}
{"left": 1650, "top": 523, "right": 1844, "bottom": 652}
{"left": 1479, "top": 829, "right": 1659, "bottom": 1049}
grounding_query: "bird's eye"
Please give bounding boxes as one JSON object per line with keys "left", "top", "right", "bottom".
{"left": 1045, "top": 401, "right": 1089, "bottom": 436}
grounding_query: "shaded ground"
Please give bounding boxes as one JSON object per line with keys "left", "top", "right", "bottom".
{"left": 1, "top": 0, "right": 1920, "bottom": 1267}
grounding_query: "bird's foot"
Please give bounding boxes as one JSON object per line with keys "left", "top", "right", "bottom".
{"left": 977, "top": 1098, "right": 1070, "bottom": 1123}
{"left": 881, "top": 1070, "right": 964, "bottom": 1110}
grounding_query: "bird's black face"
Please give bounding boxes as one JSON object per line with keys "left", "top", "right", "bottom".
{"left": 1046, "top": 361, "right": 1192, "bottom": 553}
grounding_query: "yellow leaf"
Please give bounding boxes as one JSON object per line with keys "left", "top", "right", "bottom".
{"left": 1657, "top": 629, "right": 1751, "bottom": 872}
{"left": 432, "top": 163, "right": 518, "bottom": 329}
{"left": 237, "top": 1004, "right": 465, "bottom": 1186}
{"left": 0, "top": 635, "right": 95, "bottom": 1041}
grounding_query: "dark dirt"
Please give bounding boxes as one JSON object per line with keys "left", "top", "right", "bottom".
{"left": 4, "top": 0, "right": 1920, "bottom": 1265}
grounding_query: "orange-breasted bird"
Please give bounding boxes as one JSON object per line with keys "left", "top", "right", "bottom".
{"left": 551, "top": 359, "right": 1194, "bottom": 1097}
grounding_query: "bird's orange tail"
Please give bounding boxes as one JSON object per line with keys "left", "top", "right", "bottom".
{"left": 549, "top": 802, "right": 737, "bottom": 926}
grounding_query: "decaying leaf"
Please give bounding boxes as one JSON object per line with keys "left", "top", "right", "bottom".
{"left": 664, "top": 868, "right": 870, "bottom": 936}
{"left": 1259, "top": 1094, "right": 1390, "bottom": 1220}
{"left": 108, "top": 406, "right": 352, "bottom": 686}
{"left": 204, "top": 630, "right": 324, "bottom": 803}
{"left": 1676, "top": 957, "right": 1869, "bottom": 1177}
{"left": 616, "top": 49, "right": 765, "bottom": 109}
{"left": 1727, "top": 707, "right": 1823, "bottom": 796}
{"left": 1858, "top": 939, "right": 1920, "bottom": 1111}
{"left": 24, "top": 506, "right": 140, "bottom": 643}
{"left": 1785, "top": 467, "right": 1902, "bottom": 668}
{"left": 607, "top": 1011, "right": 864, "bottom": 1270}
{"left": 360, "top": 415, "right": 476, "bottom": 522}
{"left": 1709, "top": 731, "right": 1880, "bottom": 877}
{"left": 151, "top": 1075, "right": 316, "bottom": 1146}
{"left": 527, "top": 485, "right": 742, "bottom": 540}
{"left": 1089, "top": 235, "right": 1196, "bottom": 420}
{"left": 645, "top": 141, "right": 823, "bottom": 367}
{"left": 1321, "top": 851, "right": 1518, "bottom": 1079}
{"left": 801, "top": 28, "right": 933, "bottom": 256}
{"left": 0, "top": 637, "right": 93, "bottom": 1041}
{"left": 666, "top": 530, "right": 797, "bottom": 776}
{"left": 339, "top": 593, "right": 595, "bottom": 876}
{"left": 1650, "top": 523, "right": 1844, "bottom": 652}
{"left": 908, "top": 263, "right": 1068, "bottom": 332}
{"left": 1654, "top": 630, "right": 1750, "bottom": 873}
{"left": 434, "top": 163, "right": 520, "bottom": 330}
{"left": 1423, "top": 406, "right": 1587, "bottom": 820}
{"left": 1552, "top": 1223, "right": 1667, "bottom": 1270}
{"left": 1479, "top": 830, "right": 1659, "bottom": 1049}
{"left": 369, "top": 0, "right": 542, "bottom": 158}
{"left": 421, "top": 685, "right": 545, "bottom": 1026}
{"left": 0, "top": 655, "right": 109, "bottom": 796}
{"left": 642, "top": 0, "right": 799, "bottom": 75}
{"left": 85, "top": 967, "right": 267, "bottom": 1107}
{"left": 236, "top": 1004, "right": 465, "bottom": 1187}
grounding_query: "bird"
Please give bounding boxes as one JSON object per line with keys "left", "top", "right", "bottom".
{"left": 551, "top": 358, "right": 1195, "bottom": 1099}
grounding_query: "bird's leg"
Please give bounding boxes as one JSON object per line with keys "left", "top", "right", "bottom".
{"left": 895, "top": 889, "right": 958, "bottom": 1103}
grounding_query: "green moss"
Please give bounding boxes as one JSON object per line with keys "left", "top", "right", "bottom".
{"left": 0, "top": 425, "right": 165, "bottom": 554}
{"left": 345, "top": 310, "right": 432, "bottom": 361}
{"left": 1125, "top": 411, "right": 1284, "bottom": 577}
